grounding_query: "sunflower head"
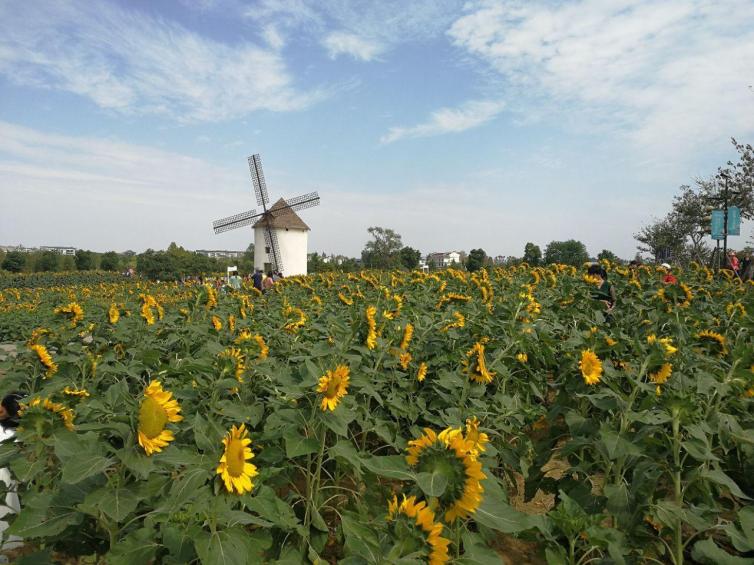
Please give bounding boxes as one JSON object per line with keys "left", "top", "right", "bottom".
{"left": 579, "top": 349, "right": 603, "bottom": 385}
{"left": 405, "top": 426, "right": 486, "bottom": 523}
{"left": 19, "top": 397, "right": 75, "bottom": 432}
{"left": 316, "top": 365, "right": 350, "bottom": 411}
{"left": 696, "top": 330, "right": 728, "bottom": 356}
{"left": 138, "top": 380, "right": 183, "bottom": 456}
{"left": 217, "top": 423, "right": 258, "bottom": 495}
{"left": 386, "top": 495, "right": 450, "bottom": 565}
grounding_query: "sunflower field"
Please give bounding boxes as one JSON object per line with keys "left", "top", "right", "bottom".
{"left": 0, "top": 264, "right": 753, "bottom": 564}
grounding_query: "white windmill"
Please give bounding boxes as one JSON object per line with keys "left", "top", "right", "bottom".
{"left": 212, "top": 154, "right": 320, "bottom": 276}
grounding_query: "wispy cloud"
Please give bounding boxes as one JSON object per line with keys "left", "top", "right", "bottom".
{"left": 323, "top": 32, "right": 384, "bottom": 61}
{"left": 245, "top": 0, "right": 464, "bottom": 62}
{"left": 448, "top": 0, "right": 754, "bottom": 155}
{"left": 0, "top": 0, "right": 323, "bottom": 122}
{"left": 380, "top": 100, "right": 505, "bottom": 143}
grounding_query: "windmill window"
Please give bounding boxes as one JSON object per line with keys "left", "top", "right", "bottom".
{"left": 265, "top": 246, "right": 270, "bottom": 254}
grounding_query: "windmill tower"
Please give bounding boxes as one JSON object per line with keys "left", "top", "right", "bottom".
{"left": 212, "top": 154, "right": 320, "bottom": 276}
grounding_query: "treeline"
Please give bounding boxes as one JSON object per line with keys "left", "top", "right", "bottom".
{"left": 634, "top": 138, "right": 754, "bottom": 264}
{"left": 135, "top": 243, "right": 252, "bottom": 280}
{"left": 0, "top": 249, "right": 125, "bottom": 273}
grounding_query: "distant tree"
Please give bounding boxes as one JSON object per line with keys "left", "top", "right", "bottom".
{"left": 239, "top": 243, "right": 255, "bottom": 275}
{"left": 1, "top": 251, "right": 26, "bottom": 272}
{"left": 544, "top": 240, "right": 589, "bottom": 266}
{"left": 307, "top": 252, "right": 328, "bottom": 273}
{"left": 100, "top": 251, "right": 120, "bottom": 271}
{"left": 634, "top": 217, "right": 687, "bottom": 264}
{"left": 597, "top": 249, "right": 619, "bottom": 263}
{"left": 74, "top": 249, "right": 94, "bottom": 271}
{"left": 36, "top": 251, "right": 59, "bottom": 272}
{"left": 465, "top": 249, "right": 487, "bottom": 272}
{"left": 399, "top": 246, "right": 421, "bottom": 270}
{"left": 361, "top": 227, "right": 403, "bottom": 269}
{"left": 523, "top": 242, "right": 542, "bottom": 265}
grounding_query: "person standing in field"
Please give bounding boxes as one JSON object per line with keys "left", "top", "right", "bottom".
{"left": 228, "top": 270, "right": 241, "bottom": 291}
{"left": 252, "top": 269, "right": 263, "bottom": 292}
{"left": 661, "top": 263, "right": 677, "bottom": 285}
{"left": 0, "top": 394, "right": 23, "bottom": 552}
{"left": 728, "top": 251, "right": 740, "bottom": 278}
{"left": 262, "top": 272, "right": 275, "bottom": 293}
{"left": 587, "top": 264, "right": 616, "bottom": 313}
{"left": 740, "top": 253, "right": 752, "bottom": 281}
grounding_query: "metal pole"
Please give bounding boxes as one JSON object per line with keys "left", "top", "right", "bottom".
{"left": 723, "top": 175, "right": 729, "bottom": 262}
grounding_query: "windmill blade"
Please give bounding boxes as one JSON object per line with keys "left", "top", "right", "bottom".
{"left": 263, "top": 227, "right": 284, "bottom": 273}
{"left": 270, "top": 192, "right": 320, "bottom": 217}
{"left": 212, "top": 209, "right": 260, "bottom": 234}
{"left": 248, "top": 154, "right": 269, "bottom": 207}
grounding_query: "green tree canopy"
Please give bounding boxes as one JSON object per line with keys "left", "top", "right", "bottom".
{"left": 465, "top": 249, "right": 487, "bottom": 272}
{"left": 523, "top": 242, "right": 542, "bottom": 265}
{"left": 361, "top": 227, "right": 403, "bottom": 269}
{"left": 399, "top": 246, "right": 421, "bottom": 270}
{"left": 74, "top": 249, "right": 94, "bottom": 271}
{"left": 597, "top": 249, "right": 620, "bottom": 262}
{"left": 544, "top": 240, "right": 589, "bottom": 266}
{"left": 100, "top": 251, "right": 120, "bottom": 271}
{"left": 1, "top": 251, "right": 26, "bottom": 273}
{"left": 35, "top": 251, "right": 60, "bottom": 272}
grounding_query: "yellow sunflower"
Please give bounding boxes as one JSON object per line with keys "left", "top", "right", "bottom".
{"left": 63, "top": 386, "right": 90, "bottom": 397}
{"left": 406, "top": 426, "right": 486, "bottom": 523}
{"left": 217, "top": 423, "right": 258, "bottom": 495}
{"left": 417, "top": 362, "right": 428, "bottom": 382}
{"left": 211, "top": 315, "right": 223, "bottom": 331}
{"left": 650, "top": 363, "right": 673, "bottom": 396}
{"left": 465, "top": 341, "right": 496, "bottom": 384}
{"left": 697, "top": 330, "right": 728, "bottom": 356}
{"left": 219, "top": 347, "right": 246, "bottom": 383}
{"left": 400, "top": 323, "right": 414, "bottom": 351}
{"left": 54, "top": 302, "right": 84, "bottom": 327}
{"left": 137, "top": 380, "right": 183, "bottom": 456}
{"left": 579, "top": 349, "right": 603, "bottom": 385}
{"left": 108, "top": 303, "right": 120, "bottom": 324}
{"left": 316, "top": 365, "right": 350, "bottom": 411}
{"left": 387, "top": 495, "right": 450, "bottom": 565}
{"left": 516, "top": 352, "right": 528, "bottom": 363}
{"left": 463, "top": 417, "right": 489, "bottom": 456}
{"left": 29, "top": 343, "right": 58, "bottom": 377}
{"left": 365, "top": 305, "right": 378, "bottom": 350}
{"left": 442, "top": 311, "right": 465, "bottom": 332}
{"left": 20, "top": 397, "right": 75, "bottom": 431}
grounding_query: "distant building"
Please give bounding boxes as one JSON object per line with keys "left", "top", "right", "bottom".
{"left": 493, "top": 255, "right": 506, "bottom": 265}
{"left": 195, "top": 249, "right": 245, "bottom": 259}
{"left": 39, "top": 246, "right": 76, "bottom": 256}
{"left": 0, "top": 245, "right": 36, "bottom": 253}
{"left": 427, "top": 251, "right": 462, "bottom": 270}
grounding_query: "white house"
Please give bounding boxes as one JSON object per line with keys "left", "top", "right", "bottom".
{"left": 427, "top": 251, "right": 462, "bottom": 269}
{"left": 253, "top": 198, "right": 310, "bottom": 276}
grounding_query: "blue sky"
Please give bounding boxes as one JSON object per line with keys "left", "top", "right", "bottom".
{"left": 1, "top": 0, "right": 753, "bottom": 259}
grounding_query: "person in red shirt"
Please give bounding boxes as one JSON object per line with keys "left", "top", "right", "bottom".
{"left": 728, "top": 251, "right": 740, "bottom": 277}
{"left": 661, "top": 263, "right": 677, "bottom": 284}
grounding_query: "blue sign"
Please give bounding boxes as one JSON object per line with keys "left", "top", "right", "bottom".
{"left": 728, "top": 206, "right": 741, "bottom": 236}
{"left": 711, "top": 210, "right": 724, "bottom": 240}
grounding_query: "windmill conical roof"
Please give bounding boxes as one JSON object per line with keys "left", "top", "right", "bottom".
{"left": 253, "top": 198, "right": 311, "bottom": 230}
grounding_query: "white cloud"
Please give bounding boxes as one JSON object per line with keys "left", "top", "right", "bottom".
{"left": 323, "top": 32, "right": 384, "bottom": 61}
{"left": 380, "top": 100, "right": 505, "bottom": 143}
{"left": 448, "top": 0, "right": 754, "bottom": 156}
{"left": 0, "top": 0, "right": 322, "bottom": 122}
{"left": 0, "top": 119, "right": 694, "bottom": 259}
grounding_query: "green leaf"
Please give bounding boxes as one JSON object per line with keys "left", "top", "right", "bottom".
{"left": 80, "top": 486, "right": 139, "bottom": 522}
{"left": 329, "top": 440, "right": 363, "bottom": 473}
{"left": 457, "top": 532, "right": 501, "bottom": 565}
{"left": 599, "top": 429, "right": 642, "bottom": 461}
{"left": 284, "top": 430, "right": 320, "bottom": 458}
{"left": 723, "top": 506, "right": 754, "bottom": 553}
{"left": 117, "top": 447, "right": 155, "bottom": 479}
{"left": 416, "top": 471, "right": 448, "bottom": 497}
{"left": 691, "top": 538, "right": 754, "bottom": 565}
{"left": 108, "top": 527, "right": 160, "bottom": 565}
{"left": 701, "top": 469, "right": 751, "bottom": 500}
{"left": 195, "top": 527, "right": 264, "bottom": 565}
{"left": 362, "top": 455, "right": 415, "bottom": 481}
{"left": 341, "top": 512, "right": 381, "bottom": 562}
{"left": 7, "top": 493, "right": 81, "bottom": 538}
{"left": 473, "top": 477, "right": 544, "bottom": 534}
{"left": 164, "top": 468, "right": 210, "bottom": 511}
{"left": 61, "top": 454, "right": 114, "bottom": 484}
{"left": 245, "top": 486, "right": 302, "bottom": 532}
